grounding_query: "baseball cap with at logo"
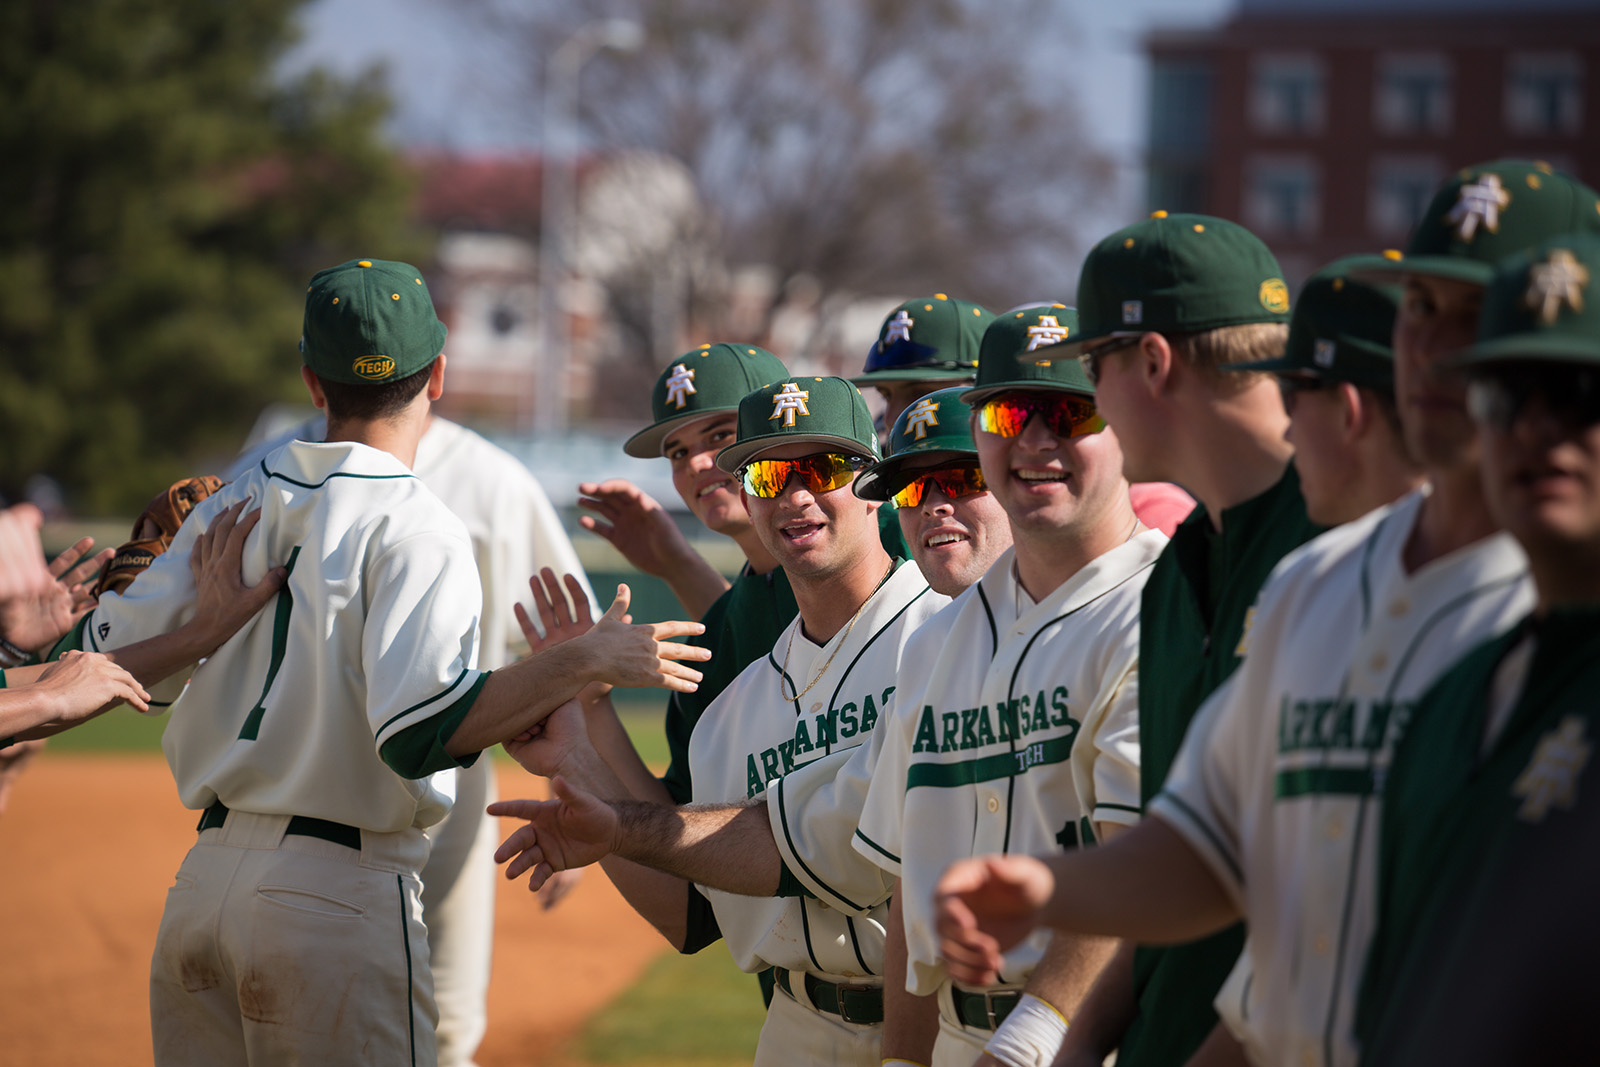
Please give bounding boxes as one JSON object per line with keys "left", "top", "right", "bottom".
{"left": 1229, "top": 257, "right": 1400, "bottom": 392}
{"left": 964, "top": 303, "right": 1093, "bottom": 404}
{"left": 1361, "top": 160, "right": 1600, "bottom": 287}
{"left": 715, "top": 376, "right": 882, "bottom": 473}
{"left": 854, "top": 387, "right": 978, "bottom": 502}
{"left": 1031, "top": 212, "right": 1290, "bottom": 362}
{"left": 1458, "top": 233, "right": 1600, "bottom": 368}
{"left": 851, "top": 294, "right": 995, "bottom": 385}
{"left": 623, "top": 343, "right": 789, "bottom": 458}
{"left": 300, "top": 258, "right": 448, "bottom": 384}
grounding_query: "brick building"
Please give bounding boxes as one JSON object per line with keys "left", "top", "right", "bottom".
{"left": 1146, "top": 0, "right": 1600, "bottom": 282}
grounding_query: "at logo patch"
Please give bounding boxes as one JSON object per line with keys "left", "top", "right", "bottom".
{"left": 1525, "top": 248, "right": 1589, "bottom": 325}
{"left": 1121, "top": 301, "right": 1143, "bottom": 325}
{"left": 664, "top": 363, "right": 697, "bottom": 409}
{"left": 903, "top": 396, "right": 940, "bottom": 439}
{"left": 883, "top": 310, "right": 915, "bottom": 347}
{"left": 353, "top": 356, "right": 395, "bottom": 380}
{"left": 1314, "top": 338, "right": 1337, "bottom": 367}
{"left": 1513, "top": 715, "right": 1591, "bottom": 823}
{"left": 1445, "top": 173, "right": 1511, "bottom": 242}
{"left": 1026, "top": 315, "right": 1070, "bottom": 351}
{"left": 1259, "top": 279, "right": 1290, "bottom": 315}
{"left": 98, "top": 621, "right": 111, "bottom": 641}
{"left": 769, "top": 382, "right": 811, "bottom": 427}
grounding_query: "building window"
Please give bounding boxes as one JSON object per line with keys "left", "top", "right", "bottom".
{"left": 1251, "top": 53, "right": 1326, "bottom": 135}
{"left": 1505, "top": 52, "right": 1583, "bottom": 135}
{"left": 1369, "top": 156, "right": 1448, "bottom": 239}
{"left": 1375, "top": 53, "right": 1452, "bottom": 135}
{"left": 1246, "top": 156, "right": 1320, "bottom": 238}
{"left": 1150, "top": 56, "right": 1213, "bottom": 151}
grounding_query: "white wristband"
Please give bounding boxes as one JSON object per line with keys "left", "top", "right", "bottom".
{"left": 983, "top": 993, "right": 1069, "bottom": 1067}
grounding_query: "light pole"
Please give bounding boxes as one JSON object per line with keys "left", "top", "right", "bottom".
{"left": 534, "top": 17, "right": 645, "bottom": 437}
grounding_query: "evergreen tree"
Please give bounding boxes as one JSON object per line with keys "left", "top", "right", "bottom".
{"left": 0, "top": 0, "right": 423, "bottom": 512}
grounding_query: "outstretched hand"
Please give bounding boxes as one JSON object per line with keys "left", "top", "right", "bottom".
{"left": 186, "top": 501, "right": 287, "bottom": 657}
{"left": 488, "top": 775, "right": 621, "bottom": 892}
{"left": 0, "top": 533, "right": 113, "bottom": 655}
{"left": 934, "top": 854, "right": 1057, "bottom": 986}
{"left": 576, "top": 480, "right": 696, "bottom": 579}
{"left": 514, "top": 567, "right": 595, "bottom": 653}
{"left": 579, "top": 584, "right": 708, "bottom": 693}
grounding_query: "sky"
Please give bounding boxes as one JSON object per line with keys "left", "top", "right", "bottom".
{"left": 283, "top": 0, "right": 1238, "bottom": 218}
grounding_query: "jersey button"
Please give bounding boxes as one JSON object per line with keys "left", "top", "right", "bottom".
{"left": 1369, "top": 652, "right": 1389, "bottom": 673}
{"left": 1326, "top": 817, "right": 1345, "bottom": 839}
{"left": 1301, "top": 1047, "right": 1317, "bottom": 1067}
{"left": 986, "top": 796, "right": 1000, "bottom": 813}
{"left": 1388, "top": 598, "right": 1409, "bottom": 617}
{"left": 810, "top": 702, "right": 823, "bottom": 714}
{"left": 1313, "top": 933, "right": 1331, "bottom": 956}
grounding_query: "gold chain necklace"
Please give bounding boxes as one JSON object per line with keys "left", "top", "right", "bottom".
{"left": 779, "top": 558, "right": 896, "bottom": 703}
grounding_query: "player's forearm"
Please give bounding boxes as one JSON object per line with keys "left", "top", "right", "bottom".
{"left": 1037, "top": 817, "right": 1239, "bottom": 943}
{"left": 597, "top": 854, "right": 693, "bottom": 950}
{"left": 614, "top": 800, "right": 782, "bottom": 896}
{"left": 582, "top": 697, "right": 675, "bottom": 804}
{"left": 1021, "top": 929, "right": 1121, "bottom": 1023}
{"left": 447, "top": 641, "right": 595, "bottom": 756}
{"left": 1051, "top": 941, "right": 1136, "bottom": 1065}
{"left": 882, "top": 884, "right": 939, "bottom": 1063}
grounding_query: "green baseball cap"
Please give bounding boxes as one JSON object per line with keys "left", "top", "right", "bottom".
{"left": 1032, "top": 212, "right": 1290, "bottom": 362}
{"left": 623, "top": 343, "right": 790, "bottom": 458}
{"left": 1458, "top": 233, "right": 1600, "bottom": 367}
{"left": 300, "top": 258, "right": 447, "bottom": 384}
{"left": 1230, "top": 257, "right": 1400, "bottom": 392}
{"left": 854, "top": 387, "right": 978, "bottom": 501}
{"left": 715, "top": 376, "right": 882, "bottom": 473}
{"left": 851, "top": 294, "right": 994, "bottom": 385}
{"left": 965, "top": 304, "right": 1093, "bottom": 403}
{"left": 1361, "top": 160, "right": 1600, "bottom": 287}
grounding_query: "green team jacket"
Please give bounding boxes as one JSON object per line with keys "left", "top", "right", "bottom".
{"left": 1121, "top": 465, "right": 1320, "bottom": 1067}
{"left": 1357, "top": 605, "right": 1600, "bottom": 1065}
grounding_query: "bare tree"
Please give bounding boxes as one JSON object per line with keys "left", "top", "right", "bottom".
{"left": 465, "top": 0, "right": 1115, "bottom": 407}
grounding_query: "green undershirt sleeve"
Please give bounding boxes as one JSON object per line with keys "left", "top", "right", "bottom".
{"left": 379, "top": 671, "right": 491, "bottom": 779}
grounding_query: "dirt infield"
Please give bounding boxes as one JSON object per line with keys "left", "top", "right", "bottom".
{"left": 0, "top": 752, "right": 667, "bottom": 1066}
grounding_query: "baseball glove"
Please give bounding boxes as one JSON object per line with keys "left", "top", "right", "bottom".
{"left": 93, "top": 475, "right": 225, "bottom": 597}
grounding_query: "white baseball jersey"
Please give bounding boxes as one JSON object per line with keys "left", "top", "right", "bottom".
{"left": 230, "top": 413, "right": 594, "bottom": 665}
{"left": 1151, "top": 488, "right": 1532, "bottom": 1067}
{"left": 688, "top": 558, "right": 948, "bottom": 979}
{"left": 84, "top": 439, "right": 487, "bottom": 832}
{"left": 854, "top": 533, "right": 1166, "bottom": 996}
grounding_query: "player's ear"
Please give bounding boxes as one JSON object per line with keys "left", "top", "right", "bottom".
{"left": 1337, "top": 382, "right": 1364, "bottom": 442}
{"left": 301, "top": 366, "right": 327, "bottom": 411}
{"left": 427, "top": 353, "right": 447, "bottom": 402}
{"left": 1139, "top": 333, "right": 1175, "bottom": 397}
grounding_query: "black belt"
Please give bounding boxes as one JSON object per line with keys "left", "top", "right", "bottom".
{"left": 775, "top": 969, "right": 884, "bottom": 1025}
{"left": 198, "top": 801, "right": 362, "bottom": 851}
{"left": 952, "top": 986, "right": 1023, "bottom": 1030}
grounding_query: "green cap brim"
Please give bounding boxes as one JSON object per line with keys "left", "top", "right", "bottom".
{"left": 964, "top": 378, "right": 1094, "bottom": 404}
{"left": 623, "top": 408, "right": 736, "bottom": 459}
{"left": 715, "top": 433, "right": 877, "bottom": 474}
{"left": 1351, "top": 254, "right": 1495, "bottom": 287}
{"left": 1457, "top": 334, "right": 1600, "bottom": 367}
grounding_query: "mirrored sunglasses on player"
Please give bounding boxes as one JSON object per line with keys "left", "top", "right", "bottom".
{"left": 975, "top": 392, "right": 1106, "bottom": 439}
{"left": 888, "top": 461, "right": 988, "bottom": 509}
{"left": 741, "top": 452, "right": 869, "bottom": 498}
{"left": 1466, "top": 363, "right": 1600, "bottom": 432}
